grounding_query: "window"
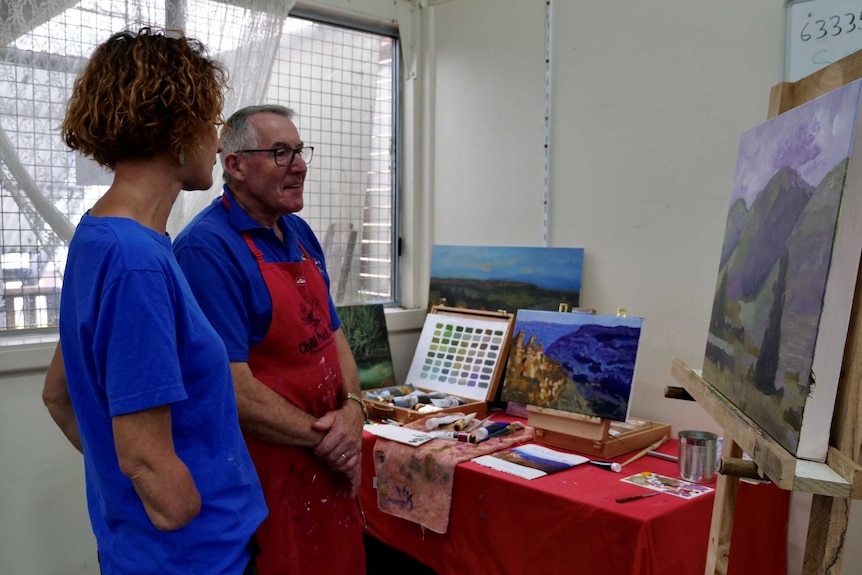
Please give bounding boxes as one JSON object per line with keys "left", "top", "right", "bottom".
{"left": 0, "top": 0, "right": 399, "bottom": 332}
{"left": 268, "top": 12, "right": 398, "bottom": 306}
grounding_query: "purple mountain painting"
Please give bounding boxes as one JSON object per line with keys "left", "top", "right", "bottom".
{"left": 703, "top": 79, "right": 862, "bottom": 460}
{"left": 501, "top": 310, "right": 643, "bottom": 422}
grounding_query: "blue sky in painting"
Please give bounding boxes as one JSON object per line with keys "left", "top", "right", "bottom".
{"left": 514, "top": 309, "right": 642, "bottom": 346}
{"left": 431, "top": 245, "right": 583, "bottom": 291}
{"left": 731, "top": 79, "right": 861, "bottom": 209}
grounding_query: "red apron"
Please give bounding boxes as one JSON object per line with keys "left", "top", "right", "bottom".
{"left": 240, "top": 231, "right": 365, "bottom": 575}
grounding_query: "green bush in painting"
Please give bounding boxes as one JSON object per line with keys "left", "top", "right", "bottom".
{"left": 338, "top": 304, "right": 396, "bottom": 389}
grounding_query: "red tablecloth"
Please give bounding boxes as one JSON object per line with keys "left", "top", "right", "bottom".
{"left": 360, "top": 416, "right": 789, "bottom": 575}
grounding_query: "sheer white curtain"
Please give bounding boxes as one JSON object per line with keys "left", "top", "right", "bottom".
{"left": 0, "top": 0, "right": 293, "bottom": 328}
{"left": 167, "top": 0, "right": 297, "bottom": 236}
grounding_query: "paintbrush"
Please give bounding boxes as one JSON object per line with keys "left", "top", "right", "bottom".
{"left": 616, "top": 492, "right": 660, "bottom": 503}
{"left": 465, "top": 413, "right": 495, "bottom": 433}
{"left": 621, "top": 436, "right": 668, "bottom": 467}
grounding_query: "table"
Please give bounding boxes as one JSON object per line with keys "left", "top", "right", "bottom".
{"left": 359, "top": 416, "right": 789, "bottom": 575}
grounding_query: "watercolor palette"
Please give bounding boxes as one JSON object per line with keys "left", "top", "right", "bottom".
{"left": 620, "top": 472, "right": 713, "bottom": 500}
{"left": 405, "top": 308, "right": 515, "bottom": 402}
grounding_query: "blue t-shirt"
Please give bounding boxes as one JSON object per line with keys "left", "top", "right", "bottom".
{"left": 59, "top": 215, "right": 267, "bottom": 575}
{"left": 173, "top": 186, "right": 341, "bottom": 361}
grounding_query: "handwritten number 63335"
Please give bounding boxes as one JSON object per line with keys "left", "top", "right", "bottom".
{"left": 800, "top": 13, "right": 862, "bottom": 41}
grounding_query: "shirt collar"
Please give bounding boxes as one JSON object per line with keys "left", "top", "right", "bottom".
{"left": 222, "top": 184, "right": 276, "bottom": 234}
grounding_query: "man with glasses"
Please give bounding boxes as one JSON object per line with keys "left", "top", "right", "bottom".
{"left": 174, "top": 105, "right": 366, "bottom": 575}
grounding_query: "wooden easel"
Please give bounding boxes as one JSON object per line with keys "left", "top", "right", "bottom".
{"left": 671, "top": 49, "right": 862, "bottom": 575}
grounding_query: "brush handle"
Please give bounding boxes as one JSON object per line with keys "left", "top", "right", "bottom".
{"left": 616, "top": 492, "right": 660, "bottom": 503}
{"left": 620, "top": 436, "right": 668, "bottom": 467}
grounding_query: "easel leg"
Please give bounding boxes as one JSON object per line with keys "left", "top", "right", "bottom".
{"left": 802, "top": 494, "right": 851, "bottom": 575}
{"left": 704, "top": 439, "right": 742, "bottom": 575}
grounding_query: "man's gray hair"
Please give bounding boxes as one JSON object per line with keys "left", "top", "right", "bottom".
{"left": 220, "top": 104, "right": 296, "bottom": 182}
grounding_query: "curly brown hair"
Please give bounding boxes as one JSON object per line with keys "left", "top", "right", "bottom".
{"left": 61, "top": 27, "right": 229, "bottom": 169}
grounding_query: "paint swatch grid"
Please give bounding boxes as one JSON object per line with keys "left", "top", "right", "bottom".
{"left": 406, "top": 314, "right": 512, "bottom": 402}
{"left": 421, "top": 322, "right": 502, "bottom": 388}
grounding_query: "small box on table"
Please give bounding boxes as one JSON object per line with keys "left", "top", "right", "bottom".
{"left": 363, "top": 306, "right": 515, "bottom": 424}
{"left": 527, "top": 405, "right": 672, "bottom": 458}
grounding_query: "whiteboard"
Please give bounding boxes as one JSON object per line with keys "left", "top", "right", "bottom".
{"left": 785, "top": 0, "right": 862, "bottom": 81}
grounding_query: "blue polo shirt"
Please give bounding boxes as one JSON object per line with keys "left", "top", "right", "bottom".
{"left": 60, "top": 214, "right": 267, "bottom": 575}
{"left": 173, "top": 186, "right": 341, "bottom": 362}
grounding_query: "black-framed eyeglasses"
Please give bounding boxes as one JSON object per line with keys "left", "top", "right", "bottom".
{"left": 235, "top": 146, "right": 314, "bottom": 167}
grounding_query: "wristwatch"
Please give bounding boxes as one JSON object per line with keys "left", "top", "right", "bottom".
{"left": 344, "top": 392, "right": 369, "bottom": 420}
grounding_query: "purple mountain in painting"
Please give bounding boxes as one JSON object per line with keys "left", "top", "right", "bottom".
{"left": 705, "top": 159, "right": 847, "bottom": 447}
{"left": 725, "top": 167, "right": 814, "bottom": 301}
{"left": 704, "top": 79, "right": 862, "bottom": 460}
{"left": 771, "top": 160, "right": 846, "bottom": 396}
{"left": 501, "top": 313, "right": 642, "bottom": 422}
{"left": 719, "top": 198, "right": 751, "bottom": 269}
{"left": 545, "top": 324, "right": 641, "bottom": 421}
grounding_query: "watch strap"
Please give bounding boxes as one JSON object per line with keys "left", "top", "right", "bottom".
{"left": 344, "top": 392, "right": 369, "bottom": 420}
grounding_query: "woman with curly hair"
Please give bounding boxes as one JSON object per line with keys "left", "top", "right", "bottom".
{"left": 41, "top": 27, "right": 267, "bottom": 575}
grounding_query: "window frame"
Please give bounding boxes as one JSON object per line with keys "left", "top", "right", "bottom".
{"left": 0, "top": 1, "right": 411, "bottom": 340}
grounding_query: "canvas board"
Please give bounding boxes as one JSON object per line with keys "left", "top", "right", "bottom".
{"left": 702, "top": 79, "right": 862, "bottom": 461}
{"left": 337, "top": 304, "right": 396, "bottom": 390}
{"left": 428, "top": 245, "right": 584, "bottom": 312}
{"left": 501, "top": 310, "right": 643, "bottom": 422}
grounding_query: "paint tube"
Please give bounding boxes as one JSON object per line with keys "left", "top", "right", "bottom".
{"left": 470, "top": 421, "right": 511, "bottom": 442}
{"left": 416, "top": 404, "right": 442, "bottom": 414}
{"left": 392, "top": 395, "right": 419, "bottom": 408}
{"left": 429, "top": 431, "right": 472, "bottom": 442}
{"left": 396, "top": 390, "right": 447, "bottom": 404}
{"left": 371, "top": 384, "right": 416, "bottom": 400}
{"left": 587, "top": 460, "right": 622, "bottom": 473}
{"left": 425, "top": 414, "right": 469, "bottom": 429}
{"left": 430, "top": 396, "right": 465, "bottom": 408}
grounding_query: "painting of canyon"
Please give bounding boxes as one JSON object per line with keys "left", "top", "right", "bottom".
{"left": 501, "top": 310, "right": 642, "bottom": 422}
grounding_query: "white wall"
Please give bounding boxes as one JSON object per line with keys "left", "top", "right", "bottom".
{"left": 0, "top": 341, "right": 95, "bottom": 575}
{"left": 4, "top": 1, "right": 862, "bottom": 574}
{"left": 433, "top": 0, "right": 547, "bottom": 244}
{"left": 431, "top": 0, "right": 861, "bottom": 574}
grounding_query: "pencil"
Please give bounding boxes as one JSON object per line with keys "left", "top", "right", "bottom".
{"left": 620, "top": 436, "right": 668, "bottom": 467}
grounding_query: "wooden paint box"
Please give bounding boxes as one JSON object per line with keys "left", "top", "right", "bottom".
{"left": 363, "top": 387, "right": 490, "bottom": 424}
{"left": 527, "top": 405, "right": 672, "bottom": 458}
{"left": 362, "top": 306, "right": 515, "bottom": 424}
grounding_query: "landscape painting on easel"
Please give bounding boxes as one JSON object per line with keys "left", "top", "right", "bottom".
{"left": 337, "top": 304, "right": 396, "bottom": 390}
{"left": 428, "top": 245, "right": 583, "bottom": 312}
{"left": 703, "top": 79, "right": 862, "bottom": 461}
{"left": 501, "top": 310, "right": 643, "bottom": 422}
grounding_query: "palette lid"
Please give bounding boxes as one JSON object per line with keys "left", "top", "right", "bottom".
{"left": 404, "top": 306, "right": 515, "bottom": 402}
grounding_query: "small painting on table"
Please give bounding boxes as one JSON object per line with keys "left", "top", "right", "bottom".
{"left": 337, "top": 304, "right": 396, "bottom": 390}
{"left": 501, "top": 310, "right": 643, "bottom": 422}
